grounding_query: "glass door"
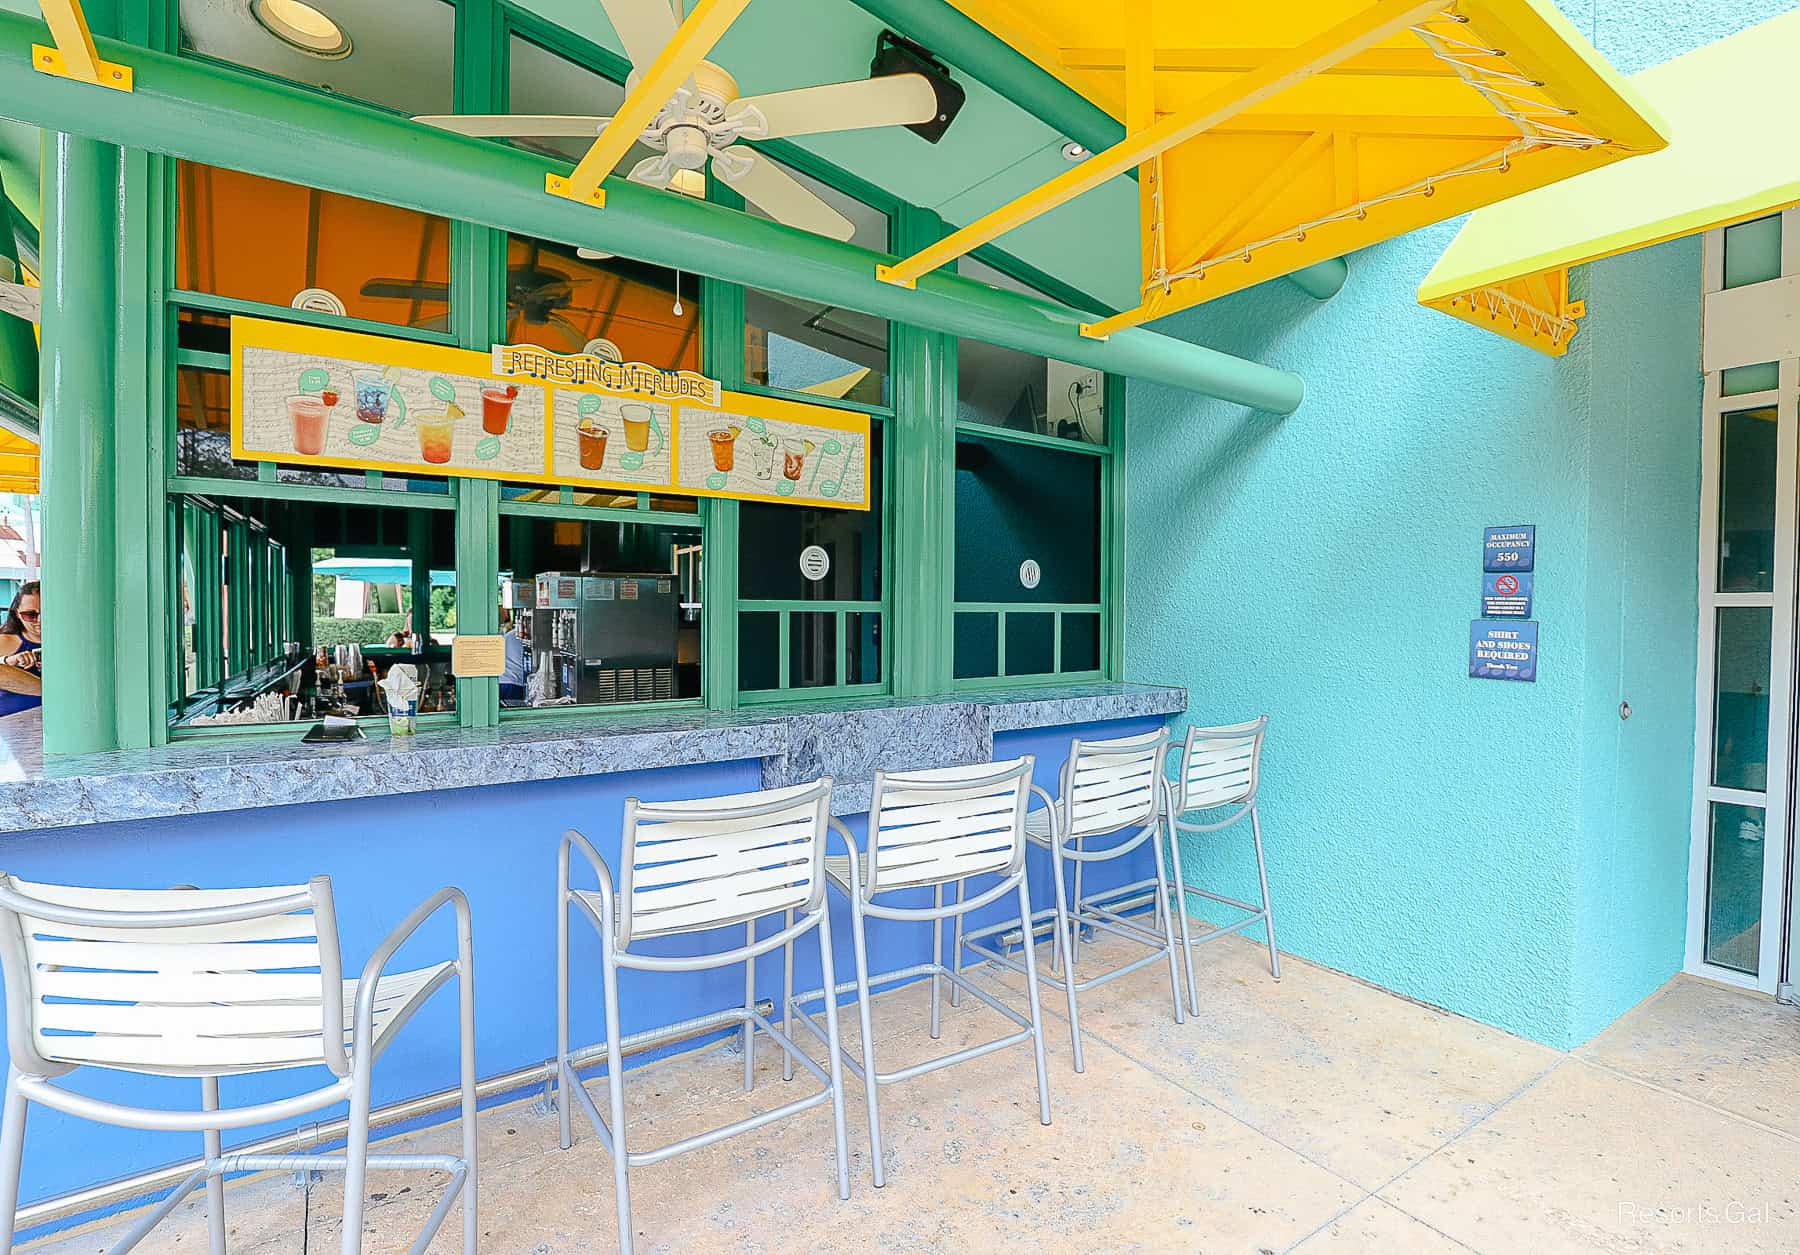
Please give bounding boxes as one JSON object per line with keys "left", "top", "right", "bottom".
{"left": 1689, "top": 210, "right": 1800, "bottom": 994}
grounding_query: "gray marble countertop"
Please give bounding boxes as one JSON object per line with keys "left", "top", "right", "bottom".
{"left": 0, "top": 683, "right": 1185, "bottom": 833}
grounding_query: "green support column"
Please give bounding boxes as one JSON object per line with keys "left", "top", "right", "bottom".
{"left": 700, "top": 264, "right": 745, "bottom": 711}
{"left": 890, "top": 205, "right": 956, "bottom": 697}
{"left": 0, "top": 169, "right": 36, "bottom": 405}
{"left": 39, "top": 130, "right": 120, "bottom": 755}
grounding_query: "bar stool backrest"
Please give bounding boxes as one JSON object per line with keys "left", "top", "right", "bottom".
{"left": 1176, "top": 717, "right": 1268, "bottom": 812}
{"left": 865, "top": 757, "right": 1034, "bottom": 895}
{"left": 0, "top": 874, "right": 347, "bottom": 1080}
{"left": 619, "top": 778, "right": 832, "bottom": 945}
{"left": 1061, "top": 729, "right": 1169, "bottom": 837}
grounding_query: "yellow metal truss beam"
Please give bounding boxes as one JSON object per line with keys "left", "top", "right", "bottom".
{"left": 877, "top": 0, "right": 1443, "bottom": 291}
{"left": 32, "top": 0, "right": 131, "bottom": 90}
{"left": 547, "top": 0, "right": 751, "bottom": 206}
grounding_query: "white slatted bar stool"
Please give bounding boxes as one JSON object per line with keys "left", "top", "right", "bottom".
{"left": 1164, "top": 717, "right": 1280, "bottom": 1008}
{"left": 554, "top": 778, "right": 851, "bottom": 1255}
{"left": 962, "top": 728, "right": 1188, "bottom": 1073}
{"left": 0, "top": 875, "right": 477, "bottom": 1255}
{"left": 784, "top": 758, "right": 1053, "bottom": 1187}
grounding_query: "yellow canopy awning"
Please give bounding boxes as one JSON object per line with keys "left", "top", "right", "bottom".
{"left": 906, "top": 0, "right": 1667, "bottom": 335}
{"left": 1419, "top": 8, "right": 1800, "bottom": 355}
{"left": 0, "top": 426, "right": 37, "bottom": 495}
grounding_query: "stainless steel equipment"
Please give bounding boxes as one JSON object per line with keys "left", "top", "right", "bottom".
{"left": 533, "top": 571, "right": 678, "bottom": 704}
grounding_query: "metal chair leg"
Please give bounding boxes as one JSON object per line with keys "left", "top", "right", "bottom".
{"left": 781, "top": 908, "right": 796, "bottom": 1083}
{"left": 845, "top": 893, "right": 886, "bottom": 1187}
{"left": 1070, "top": 856, "right": 1085, "bottom": 965}
{"left": 1163, "top": 819, "right": 1200, "bottom": 1015}
{"left": 813, "top": 906, "right": 853, "bottom": 1202}
{"left": 1013, "top": 878, "right": 1053, "bottom": 1127}
{"left": 339, "top": 1067, "right": 373, "bottom": 1255}
{"left": 929, "top": 882, "right": 943, "bottom": 1040}
{"left": 600, "top": 935, "right": 634, "bottom": 1255}
{"left": 0, "top": 1069, "right": 27, "bottom": 1255}
{"left": 1147, "top": 816, "right": 1187, "bottom": 1026}
{"left": 1251, "top": 807, "right": 1281, "bottom": 980}
{"left": 949, "top": 879, "right": 966, "bottom": 1010}
{"left": 743, "top": 919, "right": 757, "bottom": 1092}
{"left": 1047, "top": 837, "right": 1084, "bottom": 1074}
{"left": 201, "top": 1076, "right": 226, "bottom": 1255}
{"left": 456, "top": 921, "right": 479, "bottom": 1255}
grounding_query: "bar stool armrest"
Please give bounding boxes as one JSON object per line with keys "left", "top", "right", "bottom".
{"left": 826, "top": 817, "right": 867, "bottom": 901}
{"left": 353, "top": 887, "right": 472, "bottom": 1066}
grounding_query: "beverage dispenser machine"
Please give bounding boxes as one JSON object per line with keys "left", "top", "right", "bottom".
{"left": 533, "top": 572, "right": 678, "bottom": 704}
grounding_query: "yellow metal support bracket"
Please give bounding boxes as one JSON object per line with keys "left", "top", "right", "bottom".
{"left": 32, "top": 0, "right": 131, "bottom": 91}
{"left": 881, "top": 0, "right": 1442, "bottom": 292}
{"left": 547, "top": 0, "right": 752, "bottom": 206}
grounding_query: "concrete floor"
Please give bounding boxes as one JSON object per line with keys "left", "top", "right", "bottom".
{"left": 25, "top": 926, "right": 1800, "bottom": 1254}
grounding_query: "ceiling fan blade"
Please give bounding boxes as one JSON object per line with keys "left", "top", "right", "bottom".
{"left": 362, "top": 279, "right": 452, "bottom": 301}
{"left": 629, "top": 154, "right": 678, "bottom": 188}
{"left": 413, "top": 114, "right": 610, "bottom": 138}
{"left": 599, "top": 0, "right": 679, "bottom": 71}
{"left": 0, "top": 281, "right": 39, "bottom": 324}
{"left": 730, "top": 73, "right": 938, "bottom": 141}
{"left": 714, "top": 147, "right": 856, "bottom": 241}
{"left": 576, "top": 247, "right": 617, "bottom": 262}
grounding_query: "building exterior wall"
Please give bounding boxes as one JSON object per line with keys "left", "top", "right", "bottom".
{"left": 1123, "top": 0, "right": 1791, "bottom": 1049}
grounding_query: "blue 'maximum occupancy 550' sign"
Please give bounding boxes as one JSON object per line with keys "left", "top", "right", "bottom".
{"left": 1482, "top": 525, "right": 1535, "bottom": 572}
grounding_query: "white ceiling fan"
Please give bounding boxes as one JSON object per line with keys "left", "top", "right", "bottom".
{"left": 415, "top": 0, "right": 940, "bottom": 244}
{"left": 0, "top": 259, "right": 36, "bottom": 324}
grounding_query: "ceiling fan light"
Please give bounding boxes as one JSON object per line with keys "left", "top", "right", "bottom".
{"left": 250, "top": 0, "right": 352, "bottom": 60}
{"left": 670, "top": 169, "right": 707, "bottom": 198}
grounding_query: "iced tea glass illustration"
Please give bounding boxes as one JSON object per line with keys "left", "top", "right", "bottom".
{"left": 577, "top": 416, "right": 608, "bottom": 470}
{"left": 708, "top": 425, "right": 740, "bottom": 472}
{"left": 480, "top": 385, "right": 518, "bottom": 436}
{"left": 287, "top": 395, "right": 328, "bottom": 456}
{"left": 352, "top": 371, "right": 397, "bottom": 424}
{"left": 781, "top": 438, "right": 814, "bottom": 481}
{"left": 416, "top": 409, "right": 456, "bottom": 464}
{"left": 621, "top": 402, "right": 659, "bottom": 453}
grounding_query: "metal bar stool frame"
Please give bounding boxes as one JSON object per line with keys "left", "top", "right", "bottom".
{"left": 1164, "top": 717, "right": 1279, "bottom": 1010}
{"left": 784, "top": 758, "right": 1054, "bottom": 1188}
{"left": 0, "top": 875, "right": 477, "bottom": 1255}
{"left": 554, "top": 778, "right": 852, "bottom": 1255}
{"left": 961, "top": 728, "right": 1188, "bottom": 1074}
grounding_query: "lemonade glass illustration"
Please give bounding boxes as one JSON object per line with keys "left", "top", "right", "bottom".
{"left": 352, "top": 371, "right": 398, "bottom": 424}
{"left": 480, "top": 385, "right": 518, "bottom": 436}
{"left": 748, "top": 433, "right": 777, "bottom": 480}
{"left": 287, "top": 395, "right": 328, "bottom": 455}
{"left": 621, "top": 402, "right": 659, "bottom": 453}
{"left": 781, "top": 438, "right": 814, "bottom": 482}
{"left": 577, "top": 416, "right": 609, "bottom": 470}
{"left": 416, "top": 408, "right": 457, "bottom": 464}
{"left": 708, "top": 425, "right": 740, "bottom": 472}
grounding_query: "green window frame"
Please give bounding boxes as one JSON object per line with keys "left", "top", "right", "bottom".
{"left": 121, "top": 0, "right": 1122, "bottom": 750}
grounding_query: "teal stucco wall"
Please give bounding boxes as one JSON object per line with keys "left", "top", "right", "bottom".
{"left": 1122, "top": 0, "right": 1789, "bottom": 1049}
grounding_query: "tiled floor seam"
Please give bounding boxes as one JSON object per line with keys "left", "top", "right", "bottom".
{"left": 1567, "top": 1053, "right": 1800, "bottom": 1148}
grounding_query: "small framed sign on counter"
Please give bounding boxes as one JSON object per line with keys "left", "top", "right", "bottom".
{"left": 451, "top": 635, "right": 508, "bottom": 678}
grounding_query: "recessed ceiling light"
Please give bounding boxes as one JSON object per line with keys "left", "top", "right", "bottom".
{"left": 1060, "top": 141, "right": 1089, "bottom": 162}
{"left": 250, "top": 0, "right": 352, "bottom": 60}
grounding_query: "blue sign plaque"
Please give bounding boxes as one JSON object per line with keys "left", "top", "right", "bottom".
{"left": 1481, "top": 570, "right": 1534, "bottom": 619}
{"left": 1469, "top": 620, "right": 1538, "bottom": 682}
{"left": 1483, "top": 525, "right": 1536, "bottom": 573}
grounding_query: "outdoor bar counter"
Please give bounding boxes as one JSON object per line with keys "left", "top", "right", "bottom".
{"left": 0, "top": 683, "right": 1183, "bottom": 1226}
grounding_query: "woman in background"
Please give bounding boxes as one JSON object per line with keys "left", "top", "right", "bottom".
{"left": 0, "top": 581, "right": 41, "bottom": 717}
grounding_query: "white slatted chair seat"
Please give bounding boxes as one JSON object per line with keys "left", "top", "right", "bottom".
{"left": 1023, "top": 732, "right": 1166, "bottom": 843}
{"left": 1175, "top": 718, "right": 1265, "bottom": 813}
{"left": 619, "top": 780, "right": 830, "bottom": 944}
{"left": 822, "top": 853, "right": 871, "bottom": 895}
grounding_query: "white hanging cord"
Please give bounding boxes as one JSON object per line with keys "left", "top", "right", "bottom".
{"left": 672, "top": 270, "right": 684, "bottom": 317}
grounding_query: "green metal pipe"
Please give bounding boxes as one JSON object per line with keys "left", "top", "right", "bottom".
{"left": 1286, "top": 257, "right": 1350, "bottom": 300}
{"left": 0, "top": 15, "right": 1302, "bottom": 414}
{"left": 38, "top": 130, "right": 119, "bottom": 755}
{"left": 0, "top": 168, "right": 36, "bottom": 405}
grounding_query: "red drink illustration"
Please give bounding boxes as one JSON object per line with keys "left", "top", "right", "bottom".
{"left": 481, "top": 385, "right": 518, "bottom": 436}
{"left": 287, "top": 395, "right": 328, "bottom": 455}
{"left": 781, "top": 438, "right": 812, "bottom": 481}
{"left": 578, "top": 417, "right": 608, "bottom": 470}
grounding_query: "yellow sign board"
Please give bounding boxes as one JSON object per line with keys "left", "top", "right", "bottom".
{"left": 228, "top": 316, "right": 869, "bottom": 510}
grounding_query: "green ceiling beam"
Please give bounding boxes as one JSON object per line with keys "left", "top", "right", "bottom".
{"left": 0, "top": 12, "right": 1302, "bottom": 413}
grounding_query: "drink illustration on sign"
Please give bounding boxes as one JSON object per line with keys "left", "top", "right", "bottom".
{"left": 238, "top": 345, "right": 544, "bottom": 476}
{"left": 678, "top": 407, "right": 866, "bottom": 507}
{"left": 552, "top": 390, "right": 674, "bottom": 486}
